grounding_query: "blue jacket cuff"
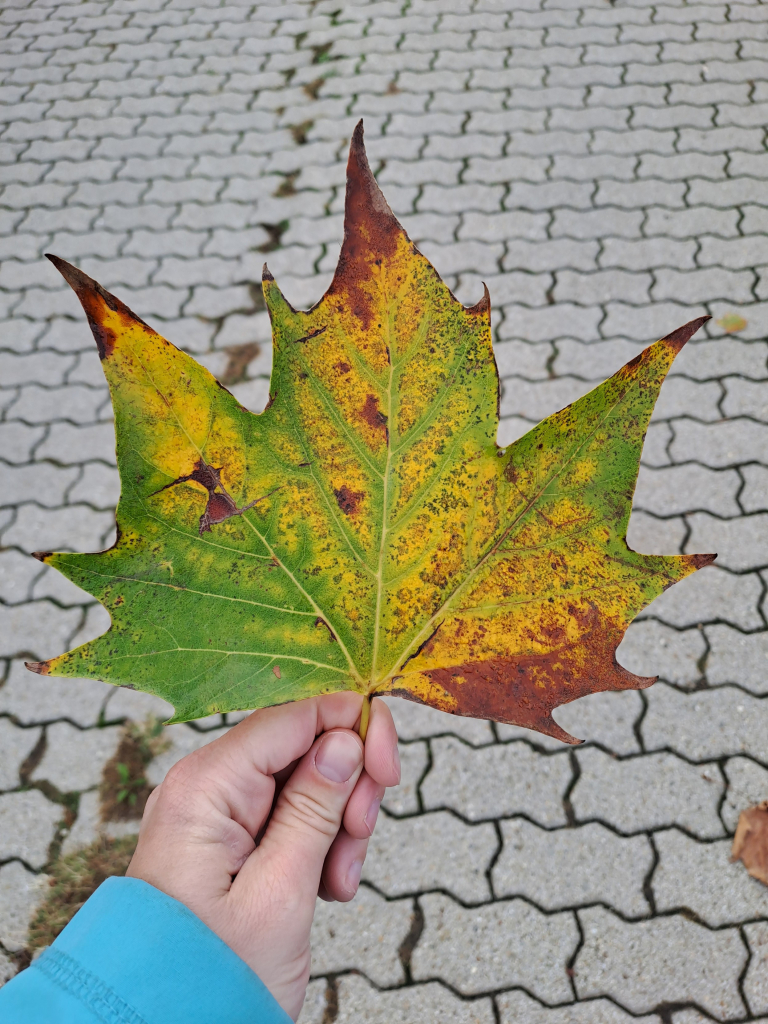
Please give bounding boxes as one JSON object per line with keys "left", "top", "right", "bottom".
{"left": 0, "top": 875, "right": 292, "bottom": 1024}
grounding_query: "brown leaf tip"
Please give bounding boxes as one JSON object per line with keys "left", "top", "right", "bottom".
{"left": 689, "top": 552, "right": 717, "bottom": 569}
{"left": 467, "top": 282, "right": 491, "bottom": 317}
{"left": 25, "top": 661, "right": 50, "bottom": 676}
{"left": 46, "top": 254, "right": 151, "bottom": 359}
{"left": 262, "top": 263, "right": 274, "bottom": 282}
{"left": 660, "top": 315, "right": 711, "bottom": 352}
{"left": 32, "top": 550, "right": 52, "bottom": 563}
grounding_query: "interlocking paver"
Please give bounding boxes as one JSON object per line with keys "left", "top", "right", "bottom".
{"left": 0, "top": 789, "right": 61, "bottom": 868}
{"left": 575, "top": 907, "right": 746, "bottom": 1020}
{"left": 745, "top": 922, "right": 768, "bottom": 1018}
{"left": 493, "top": 819, "right": 652, "bottom": 916}
{"left": 653, "top": 828, "right": 768, "bottom": 926}
{"left": 571, "top": 748, "right": 724, "bottom": 838}
{"left": 0, "top": 718, "right": 41, "bottom": 791}
{"left": 0, "top": 862, "right": 48, "bottom": 953}
{"left": 412, "top": 893, "right": 577, "bottom": 1002}
{"left": 2, "top": 0, "right": 768, "bottom": 1013}
{"left": 31, "top": 721, "right": 122, "bottom": 792}
{"left": 362, "top": 810, "right": 497, "bottom": 904}
{"left": 422, "top": 737, "right": 571, "bottom": 826}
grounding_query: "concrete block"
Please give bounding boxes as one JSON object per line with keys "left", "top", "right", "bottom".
{"left": 653, "top": 829, "right": 768, "bottom": 926}
{"left": 0, "top": 789, "right": 61, "bottom": 868}
{"left": 412, "top": 893, "right": 577, "bottom": 1002}
{"left": 617, "top": 620, "right": 705, "bottom": 688}
{"left": 706, "top": 624, "right": 768, "bottom": 694}
{"left": 575, "top": 906, "right": 745, "bottom": 1020}
{"left": 572, "top": 748, "right": 724, "bottom": 838}
{"left": 380, "top": 697, "right": 494, "bottom": 746}
{"left": 722, "top": 756, "right": 768, "bottom": 833}
{"left": 639, "top": 565, "right": 763, "bottom": 631}
{"left": 0, "top": 861, "right": 49, "bottom": 952}
{"left": 0, "top": 718, "right": 41, "bottom": 791}
{"left": 634, "top": 463, "right": 740, "bottom": 518}
{"left": 745, "top": 921, "right": 768, "bottom": 1017}
{"left": 686, "top": 511, "right": 768, "bottom": 572}
{"left": 0, "top": 599, "right": 82, "bottom": 662}
{"left": 310, "top": 886, "right": 411, "bottom": 986}
{"left": 498, "top": 991, "right": 660, "bottom": 1023}
{"left": 32, "top": 721, "right": 122, "bottom": 792}
{"left": 723, "top": 378, "right": 768, "bottom": 422}
{"left": 0, "top": 462, "right": 80, "bottom": 509}
{"left": 363, "top": 809, "right": 497, "bottom": 903}
{"left": 742, "top": 465, "right": 768, "bottom": 514}
{"left": 2, "top": 502, "right": 116, "bottom": 553}
{"left": 423, "top": 737, "right": 571, "bottom": 826}
{"left": 625, "top": 509, "right": 686, "bottom": 555}
{"left": 382, "top": 740, "right": 427, "bottom": 816}
{"left": 493, "top": 819, "right": 652, "bottom": 916}
{"left": 333, "top": 976, "right": 495, "bottom": 1024}
{"left": 0, "top": 548, "right": 42, "bottom": 604}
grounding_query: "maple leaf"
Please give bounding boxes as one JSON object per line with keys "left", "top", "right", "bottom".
{"left": 28, "top": 122, "right": 714, "bottom": 743}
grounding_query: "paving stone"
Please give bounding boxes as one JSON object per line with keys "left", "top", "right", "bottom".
{"left": 0, "top": 718, "right": 41, "bottom": 791}
{"left": 309, "top": 886, "right": 411, "bottom": 986}
{"left": 706, "top": 624, "right": 768, "bottom": 694}
{"left": 722, "top": 756, "right": 768, "bottom": 834}
{"left": 0, "top": 659, "right": 112, "bottom": 727}
{"left": 0, "top": 861, "right": 49, "bottom": 952}
{"left": 0, "top": 548, "right": 41, "bottom": 604}
{"left": 686, "top": 512, "right": 768, "bottom": 572}
{"left": 362, "top": 811, "right": 497, "bottom": 904}
{"left": 575, "top": 906, "right": 746, "bottom": 1020}
{"left": 494, "top": 820, "right": 652, "bottom": 916}
{"left": 381, "top": 696, "right": 494, "bottom": 746}
{"left": 68, "top": 461, "right": 121, "bottom": 509}
{"left": 0, "top": 789, "right": 61, "bottom": 868}
{"left": 31, "top": 721, "right": 122, "bottom": 792}
{"left": 653, "top": 828, "right": 768, "bottom": 926}
{"left": 618, "top": 620, "right": 705, "bottom": 688}
{"left": 625, "top": 510, "right": 686, "bottom": 556}
{"left": 633, "top": 464, "right": 740, "bottom": 518}
{"left": 333, "top": 976, "right": 495, "bottom": 1024}
{"left": 297, "top": 978, "right": 327, "bottom": 1024}
{"left": 412, "top": 893, "right": 577, "bottom": 1003}
{"left": 0, "top": 599, "right": 82, "bottom": 661}
{"left": 642, "top": 682, "right": 768, "bottom": 762}
{"left": 744, "top": 921, "right": 768, "bottom": 1017}
{"left": 638, "top": 565, "right": 764, "bottom": 631}
{"left": 497, "top": 991, "right": 661, "bottom": 1024}
{"left": 498, "top": 690, "right": 642, "bottom": 754}
{"left": 382, "top": 740, "right": 427, "bottom": 816}
{"left": 145, "top": 723, "right": 229, "bottom": 787}
{"left": 60, "top": 788, "right": 140, "bottom": 858}
{"left": 1, "top": 502, "right": 116, "bottom": 553}
{"left": 422, "top": 737, "right": 571, "bottom": 827}
{"left": 571, "top": 748, "right": 724, "bottom": 838}
{"left": 671, "top": 419, "right": 768, "bottom": 470}
{"left": 742, "top": 464, "right": 768, "bottom": 514}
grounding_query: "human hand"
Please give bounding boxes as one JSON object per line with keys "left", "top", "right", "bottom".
{"left": 126, "top": 693, "right": 400, "bottom": 1020}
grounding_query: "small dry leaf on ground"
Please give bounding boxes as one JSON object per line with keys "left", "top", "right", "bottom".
{"left": 731, "top": 801, "right": 768, "bottom": 884}
{"left": 716, "top": 313, "right": 748, "bottom": 334}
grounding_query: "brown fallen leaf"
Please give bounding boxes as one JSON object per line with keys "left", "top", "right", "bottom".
{"left": 731, "top": 801, "right": 768, "bottom": 885}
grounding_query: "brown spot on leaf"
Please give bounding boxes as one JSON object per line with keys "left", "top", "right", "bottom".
{"left": 360, "top": 393, "right": 387, "bottom": 435}
{"left": 334, "top": 484, "right": 364, "bottom": 515}
{"left": 732, "top": 802, "right": 768, "bottom": 885}
{"left": 398, "top": 608, "right": 656, "bottom": 744}
{"left": 153, "top": 457, "right": 280, "bottom": 536}
{"left": 335, "top": 361, "right": 352, "bottom": 374}
{"left": 273, "top": 664, "right": 282, "bottom": 679}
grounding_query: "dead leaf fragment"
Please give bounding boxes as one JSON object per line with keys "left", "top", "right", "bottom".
{"left": 731, "top": 801, "right": 768, "bottom": 885}
{"left": 716, "top": 313, "right": 748, "bottom": 334}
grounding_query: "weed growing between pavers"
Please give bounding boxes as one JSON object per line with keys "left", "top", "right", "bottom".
{"left": 100, "top": 718, "right": 168, "bottom": 823}
{"left": 26, "top": 835, "right": 138, "bottom": 955}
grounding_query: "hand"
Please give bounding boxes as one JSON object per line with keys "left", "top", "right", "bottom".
{"left": 126, "top": 693, "right": 400, "bottom": 1020}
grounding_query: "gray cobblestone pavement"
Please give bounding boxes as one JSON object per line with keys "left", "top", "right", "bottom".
{"left": 1, "top": 0, "right": 768, "bottom": 1020}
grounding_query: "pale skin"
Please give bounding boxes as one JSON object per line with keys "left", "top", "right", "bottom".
{"left": 126, "top": 693, "right": 400, "bottom": 1021}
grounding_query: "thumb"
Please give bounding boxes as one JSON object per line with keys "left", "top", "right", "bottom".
{"left": 255, "top": 728, "right": 364, "bottom": 901}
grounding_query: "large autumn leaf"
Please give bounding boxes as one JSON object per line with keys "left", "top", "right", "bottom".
{"left": 29, "top": 122, "right": 714, "bottom": 743}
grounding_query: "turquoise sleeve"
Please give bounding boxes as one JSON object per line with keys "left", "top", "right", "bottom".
{"left": 0, "top": 875, "right": 292, "bottom": 1024}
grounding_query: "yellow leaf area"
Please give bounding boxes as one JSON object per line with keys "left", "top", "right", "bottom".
{"left": 30, "top": 123, "right": 715, "bottom": 741}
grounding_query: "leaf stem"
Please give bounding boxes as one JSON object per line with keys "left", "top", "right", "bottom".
{"left": 358, "top": 693, "right": 371, "bottom": 742}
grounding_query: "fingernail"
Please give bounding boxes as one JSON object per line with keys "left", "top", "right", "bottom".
{"left": 393, "top": 742, "right": 401, "bottom": 783}
{"left": 346, "top": 858, "right": 363, "bottom": 894}
{"left": 316, "top": 731, "right": 362, "bottom": 783}
{"left": 363, "top": 794, "right": 382, "bottom": 836}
